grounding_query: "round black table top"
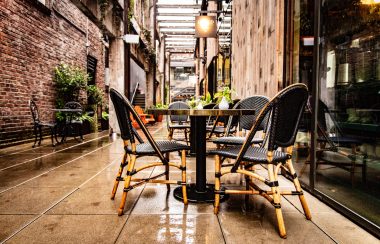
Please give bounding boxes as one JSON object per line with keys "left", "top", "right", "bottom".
{"left": 146, "top": 108, "right": 255, "bottom": 116}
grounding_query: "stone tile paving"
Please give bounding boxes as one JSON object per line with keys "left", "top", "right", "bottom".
{"left": 0, "top": 124, "right": 378, "bottom": 243}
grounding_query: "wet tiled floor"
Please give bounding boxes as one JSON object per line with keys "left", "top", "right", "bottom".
{"left": 0, "top": 123, "right": 378, "bottom": 243}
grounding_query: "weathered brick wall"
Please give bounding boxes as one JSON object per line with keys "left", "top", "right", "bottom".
{"left": 0, "top": 0, "right": 105, "bottom": 146}
{"left": 231, "top": 0, "right": 284, "bottom": 99}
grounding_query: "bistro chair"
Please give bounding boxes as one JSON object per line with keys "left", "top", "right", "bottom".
{"left": 110, "top": 88, "right": 190, "bottom": 215}
{"left": 29, "top": 100, "right": 58, "bottom": 147}
{"left": 212, "top": 95, "right": 270, "bottom": 147}
{"left": 167, "top": 101, "right": 191, "bottom": 144}
{"left": 63, "top": 101, "right": 84, "bottom": 141}
{"left": 206, "top": 102, "right": 238, "bottom": 139}
{"left": 209, "top": 83, "right": 312, "bottom": 238}
{"left": 315, "top": 100, "right": 367, "bottom": 184}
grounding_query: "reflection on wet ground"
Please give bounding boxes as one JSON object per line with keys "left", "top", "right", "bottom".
{"left": 0, "top": 125, "right": 377, "bottom": 243}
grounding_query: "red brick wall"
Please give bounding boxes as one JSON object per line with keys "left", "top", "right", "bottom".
{"left": 0, "top": 0, "right": 105, "bottom": 146}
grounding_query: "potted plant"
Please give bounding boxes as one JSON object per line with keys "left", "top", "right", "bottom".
{"left": 54, "top": 63, "right": 92, "bottom": 135}
{"left": 54, "top": 63, "right": 88, "bottom": 108}
{"left": 187, "top": 92, "right": 213, "bottom": 109}
{"left": 214, "top": 86, "right": 235, "bottom": 109}
{"left": 152, "top": 103, "right": 168, "bottom": 122}
{"left": 87, "top": 85, "right": 104, "bottom": 132}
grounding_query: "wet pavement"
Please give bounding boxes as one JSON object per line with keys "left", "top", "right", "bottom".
{"left": 0, "top": 123, "right": 377, "bottom": 243}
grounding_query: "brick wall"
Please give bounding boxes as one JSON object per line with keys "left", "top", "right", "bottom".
{"left": 0, "top": 0, "right": 105, "bottom": 146}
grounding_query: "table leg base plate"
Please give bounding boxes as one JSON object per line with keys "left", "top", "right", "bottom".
{"left": 173, "top": 183, "right": 228, "bottom": 203}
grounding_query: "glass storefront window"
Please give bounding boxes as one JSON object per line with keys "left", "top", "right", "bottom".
{"left": 316, "top": 0, "right": 380, "bottom": 227}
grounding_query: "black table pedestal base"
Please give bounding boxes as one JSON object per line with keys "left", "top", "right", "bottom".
{"left": 173, "top": 184, "right": 229, "bottom": 203}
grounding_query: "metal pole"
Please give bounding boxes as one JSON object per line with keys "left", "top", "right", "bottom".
{"left": 310, "top": 0, "right": 321, "bottom": 191}
{"left": 152, "top": 0, "right": 157, "bottom": 105}
{"left": 124, "top": 0, "right": 131, "bottom": 99}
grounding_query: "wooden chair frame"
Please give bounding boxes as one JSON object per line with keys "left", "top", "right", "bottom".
{"left": 110, "top": 89, "right": 188, "bottom": 216}
{"left": 212, "top": 84, "right": 312, "bottom": 238}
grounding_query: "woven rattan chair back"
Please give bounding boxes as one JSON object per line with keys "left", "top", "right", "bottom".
{"left": 232, "top": 84, "right": 308, "bottom": 170}
{"left": 238, "top": 96, "right": 270, "bottom": 131}
{"left": 168, "top": 101, "right": 190, "bottom": 124}
{"left": 110, "top": 88, "right": 167, "bottom": 163}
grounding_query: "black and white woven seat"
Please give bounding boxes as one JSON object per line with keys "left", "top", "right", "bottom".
{"left": 213, "top": 136, "right": 266, "bottom": 146}
{"left": 212, "top": 95, "right": 269, "bottom": 147}
{"left": 211, "top": 84, "right": 312, "bottom": 238}
{"left": 110, "top": 88, "right": 190, "bottom": 216}
{"left": 126, "top": 140, "right": 190, "bottom": 155}
{"left": 167, "top": 101, "right": 191, "bottom": 144}
{"left": 209, "top": 146, "right": 290, "bottom": 164}
{"left": 29, "top": 100, "right": 58, "bottom": 147}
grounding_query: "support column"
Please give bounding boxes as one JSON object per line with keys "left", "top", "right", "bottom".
{"left": 206, "top": 0, "right": 218, "bottom": 67}
{"left": 124, "top": 0, "right": 131, "bottom": 99}
{"left": 160, "top": 35, "right": 166, "bottom": 104}
{"left": 199, "top": 38, "right": 205, "bottom": 96}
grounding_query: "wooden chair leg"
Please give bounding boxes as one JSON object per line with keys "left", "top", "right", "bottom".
{"left": 165, "top": 153, "right": 170, "bottom": 191}
{"left": 214, "top": 155, "right": 221, "bottom": 214}
{"left": 184, "top": 129, "right": 189, "bottom": 145}
{"left": 285, "top": 156, "right": 312, "bottom": 220}
{"left": 168, "top": 129, "right": 173, "bottom": 140}
{"left": 111, "top": 153, "right": 128, "bottom": 200}
{"left": 268, "top": 163, "right": 286, "bottom": 238}
{"left": 181, "top": 150, "right": 188, "bottom": 205}
{"left": 118, "top": 154, "right": 136, "bottom": 216}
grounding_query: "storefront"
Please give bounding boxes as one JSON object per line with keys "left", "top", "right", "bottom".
{"left": 288, "top": 0, "right": 380, "bottom": 237}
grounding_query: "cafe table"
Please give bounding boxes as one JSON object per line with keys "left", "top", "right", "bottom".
{"left": 52, "top": 108, "right": 83, "bottom": 143}
{"left": 147, "top": 108, "right": 255, "bottom": 203}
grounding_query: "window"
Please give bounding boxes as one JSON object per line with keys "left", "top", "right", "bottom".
{"left": 87, "top": 55, "right": 97, "bottom": 86}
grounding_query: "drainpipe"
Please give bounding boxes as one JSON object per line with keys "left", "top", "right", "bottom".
{"left": 152, "top": 0, "right": 157, "bottom": 105}
{"left": 124, "top": 0, "right": 131, "bottom": 99}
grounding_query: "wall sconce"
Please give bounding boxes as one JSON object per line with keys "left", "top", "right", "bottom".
{"left": 195, "top": 16, "right": 217, "bottom": 38}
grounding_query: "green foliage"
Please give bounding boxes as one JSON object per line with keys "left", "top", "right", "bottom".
{"left": 153, "top": 103, "right": 168, "bottom": 109}
{"left": 79, "top": 112, "right": 95, "bottom": 123}
{"left": 87, "top": 85, "right": 103, "bottom": 106}
{"left": 101, "top": 111, "right": 109, "bottom": 120}
{"left": 54, "top": 63, "right": 89, "bottom": 106}
{"left": 214, "top": 86, "right": 235, "bottom": 103}
{"left": 201, "top": 92, "right": 212, "bottom": 105}
{"left": 187, "top": 93, "right": 212, "bottom": 108}
{"left": 187, "top": 97, "right": 197, "bottom": 108}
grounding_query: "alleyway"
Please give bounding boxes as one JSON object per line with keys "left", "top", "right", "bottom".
{"left": 0, "top": 123, "right": 376, "bottom": 243}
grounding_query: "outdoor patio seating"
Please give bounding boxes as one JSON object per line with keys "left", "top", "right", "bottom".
{"left": 209, "top": 84, "right": 312, "bottom": 238}
{"left": 212, "top": 95, "right": 269, "bottom": 147}
{"left": 206, "top": 102, "right": 238, "bottom": 139}
{"left": 167, "top": 101, "right": 190, "bottom": 144}
{"left": 134, "top": 105, "right": 155, "bottom": 126}
{"left": 29, "top": 100, "right": 57, "bottom": 147}
{"left": 315, "top": 100, "right": 367, "bottom": 184}
{"left": 63, "top": 101, "right": 84, "bottom": 141}
{"left": 110, "top": 88, "right": 190, "bottom": 215}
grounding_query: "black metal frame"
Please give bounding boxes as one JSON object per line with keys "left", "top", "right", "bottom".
{"left": 29, "top": 100, "right": 57, "bottom": 147}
